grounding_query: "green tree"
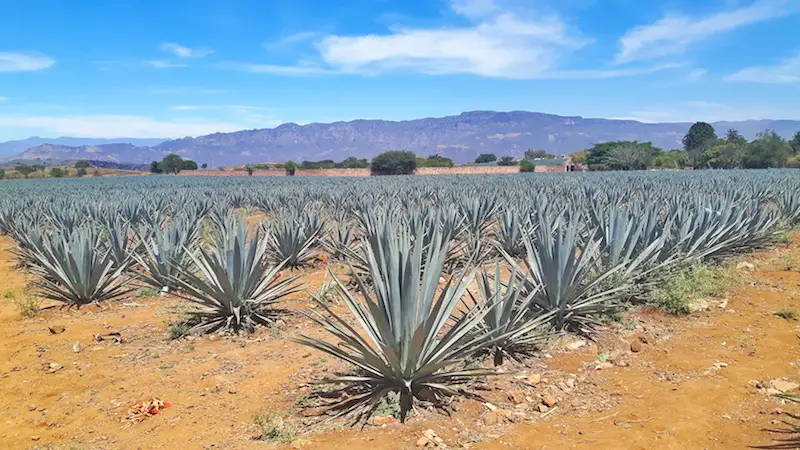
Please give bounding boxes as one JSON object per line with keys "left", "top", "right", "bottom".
{"left": 497, "top": 156, "right": 517, "bottom": 166}
{"left": 791, "top": 131, "right": 800, "bottom": 155}
{"left": 74, "top": 160, "right": 91, "bottom": 169}
{"left": 524, "top": 149, "right": 556, "bottom": 160}
{"left": 743, "top": 130, "right": 791, "bottom": 169}
{"left": 14, "top": 165, "right": 36, "bottom": 178}
{"left": 419, "top": 154, "right": 455, "bottom": 168}
{"left": 245, "top": 165, "right": 254, "bottom": 176}
{"left": 519, "top": 160, "right": 535, "bottom": 172}
{"left": 705, "top": 141, "right": 745, "bottom": 169}
{"left": 336, "top": 157, "right": 370, "bottom": 169}
{"left": 371, "top": 150, "right": 417, "bottom": 175}
{"left": 606, "top": 143, "right": 660, "bottom": 170}
{"left": 200, "top": 163, "right": 208, "bottom": 169}
{"left": 284, "top": 161, "right": 298, "bottom": 176}
{"left": 569, "top": 150, "right": 588, "bottom": 165}
{"left": 724, "top": 129, "right": 747, "bottom": 146}
{"left": 474, "top": 153, "right": 497, "bottom": 164}
{"left": 76, "top": 167, "right": 88, "bottom": 177}
{"left": 149, "top": 161, "right": 163, "bottom": 174}
{"left": 653, "top": 150, "right": 687, "bottom": 169}
{"left": 682, "top": 122, "right": 718, "bottom": 168}
{"left": 0, "top": 169, "right": 5, "bottom": 180}
{"left": 181, "top": 160, "right": 198, "bottom": 170}
{"left": 159, "top": 154, "right": 184, "bottom": 174}
{"left": 49, "top": 168, "right": 66, "bottom": 178}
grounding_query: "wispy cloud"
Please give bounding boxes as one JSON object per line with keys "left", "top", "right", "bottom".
{"left": 227, "top": 0, "right": 676, "bottom": 79}
{"left": 0, "top": 97, "right": 7, "bottom": 102}
{"left": 0, "top": 52, "right": 55, "bottom": 72}
{"left": 147, "top": 60, "right": 188, "bottom": 69}
{"left": 726, "top": 53, "right": 800, "bottom": 83}
{"left": 617, "top": 0, "right": 796, "bottom": 63}
{"left": 0, "top": 114, "right": 256, "bottom": 138}
{"left": 159, "top": 42, "right": 215, "bottom": 58}
{"left": 263, "top": 31, "right": 321, "bottom": 51}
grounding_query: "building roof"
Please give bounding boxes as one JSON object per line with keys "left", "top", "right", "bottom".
{"left": 531, "top": 158, "right": 568, "bottom": 166}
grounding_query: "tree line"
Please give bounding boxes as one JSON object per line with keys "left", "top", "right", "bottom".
{"left": 576, "top": 124, "right": 800, "bottom": 171}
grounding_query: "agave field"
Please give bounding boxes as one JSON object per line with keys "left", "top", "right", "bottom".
{"left": 1, "top": 169, "right": 799, "bottom": 431}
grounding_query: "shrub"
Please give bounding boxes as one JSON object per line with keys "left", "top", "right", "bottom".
{"left": 497, "top": 156, "right": 517, "bottom": 166}
{"left": 475, "top": 153, "right": 497, "bottom": 164}
{"left": 76, "top": 167, "right": 88, "bottom": 177}
{"left": 74, "top": 160, "right": 91, "bottom": 169}
{"left": 14, "top": 294, "right": 42, "bottom": 319}
{"left": 651, "top": 265, "right": 724, "bottom": 315}
{"left": 519, "top": 160, "right": 535, "bottom": 172}
{"left": 49, "top": 168, "right": 66, "bottom": 178}
{"left": 371, "top": 150, "right": 416, "bottom": 175}
{"left": 0, "top": 169, "right": 5, "bottom": 180}
{"left": 252, "top": 412, "right": 297, "bottom": 443}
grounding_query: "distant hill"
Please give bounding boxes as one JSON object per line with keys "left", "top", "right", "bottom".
{"left": 4, "top": 112, "right": 799, "bottom": 165}
{"left": 0, "top": 137, "right": 168, "bottom": 158}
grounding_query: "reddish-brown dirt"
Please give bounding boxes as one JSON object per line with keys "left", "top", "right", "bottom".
{"left": 1, "top": 236, "right": 799, "bottom": 450}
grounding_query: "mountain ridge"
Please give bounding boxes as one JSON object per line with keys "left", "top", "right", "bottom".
{"left": 5, "top": 111, "right": 799, "bottom": 166}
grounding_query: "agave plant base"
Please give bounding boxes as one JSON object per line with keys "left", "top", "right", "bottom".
{"left": 301, "top": 376, "right": 490, "bottom": 426}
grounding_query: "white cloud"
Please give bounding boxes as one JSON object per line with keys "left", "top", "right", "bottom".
{"left": 0, "top": 114, "right": 258, "bottom": 138}
{"left": 150, "top": 86, "right": 227, "bottom": 95}
{"left": 317, "top": 6, "right": 589, "bottom": 78}
{"left": 147, "top": 60, "right": 188, "bottom": 69}
{"left": 264, "top": 31, "right": 321, "bottom": 51}
{"left": 0, "top": 52, "right": 55, "bottom": 72}
{"left": 222, "top": 62, "right": 332, "bottom": 75}
{"left": 726, "top": 53, "right": 800, "bottom": 83}
{"left": 159, "top": 42, "right": 214, "bottom": 58}
{"left": 617, "top": 0, "right": 795, "bottom": 63}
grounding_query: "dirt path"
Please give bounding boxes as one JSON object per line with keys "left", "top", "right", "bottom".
{"left": 0, "top": 237, "right": 799, "bottom": 449}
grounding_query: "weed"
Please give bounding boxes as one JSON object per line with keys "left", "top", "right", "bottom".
{"left": 14, "top": 294, "right": 42, "bottom": 319}
{"left": 167, "top": 322, "right": 191, "bottom": 340}
{"left": 373, "top": 392, "right": 403, "bottom": 419}
{"left": 4, "top": 287, "right": 15, "bottom": 299}
{"left": 308, "top": 358, "right": 327, "bottom": 367}
{"left": 252, "top": 412, "right": 297, "bottom": 443}
{"left": 651, "top": 265, "right": 724, "bottom": 315}
{"left": 294, "top": 394, "right": 312, "bottom": 408}
{"left": 775, "top": 311, "right": 797, "bottom": 320}
{"left": 138, "top": 287, "right": 161, "bottom": 298}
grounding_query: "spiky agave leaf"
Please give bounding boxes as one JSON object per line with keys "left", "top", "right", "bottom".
{"left": 291, "top": 220, "right": 500, "bottom": 424}
{"left": 265, "top": 213, "right": 323, "bottom": 268}
{"left": 462, "top": 263, "right": 555, "bottom": 366}
{"left": 26, "top": 227, "right": 134, "bottom": 307}
{"left": 171, "top": 218, "right": 302, "bottom": 334}
{"left": 133, "top": 215, "right": 201, "bottom": 292}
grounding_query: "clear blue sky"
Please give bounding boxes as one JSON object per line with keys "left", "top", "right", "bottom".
{"left": 0, "top": 0, "right": 798, "bottom": 140}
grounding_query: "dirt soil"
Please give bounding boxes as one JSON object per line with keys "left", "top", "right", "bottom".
{"left": 1, "top": 235, "right": 800, "bottom": 450}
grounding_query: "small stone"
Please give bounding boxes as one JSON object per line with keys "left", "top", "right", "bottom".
{"left": 439, "top": 276, "right": 446, "bottom": 284}
{"left": 227, "top": 388, "right": 238, "bottom": 394}
{"left": 417, "top": 436, "right": 430, "bottom": 447}
{"left": 566, "top": 378, "right": 576, "bottom": 389}
{"left": 527, "top": 374, "right": 541, "bottom": 385}
{"left": 537, "top": 404, "right": 549, "bottom": 413}
{"left": 566, "top": 340, "right": 586, "bottom": 350}
{"left": 373, "top": 416, "right": 395, "bottom": 425}
{"left": 72, "top": 342, "right": 81, "bottom": 353}
{"left": 27, "top": 404, "right": 37, "bottom": 411}
{"left": 44, "top": 362, "right": 63, "bottom": 374}
{"left": 630, "top": 340, "right": 644, "bottom": 353}
{"left": 772, "top": 408, "right": 784, "bottom": 415}
{"left": 771, "top": 380, "right": 800, "bottom": 393}
{"left": 484, "top": 402, "right": 498, "bottom": 411}
{"left": 31, "top": 436, "right": 40, "bottom": 441}
{"left": 48, "top": 325, "right": 65, "bottom": 335}
{"left": 542, "top": 395, "right": 557, "bottom": 408}
{"left": 595, "top": 362, "right": 614, "bottom": 370}
{"left": 482, "top": 411, "right": 500, "bottom": 426}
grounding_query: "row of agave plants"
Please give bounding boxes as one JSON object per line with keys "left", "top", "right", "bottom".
{"left": 1, "top": 170, "right": 799, "bottom": 423}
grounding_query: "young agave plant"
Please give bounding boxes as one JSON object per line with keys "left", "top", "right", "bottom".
{"left": 514, "top": 213, "right": 627, "bottom": 332}
{"left": 26, "top": 227, "right": 134, "bottom": 307}
{"left": 496, "top": 210, "right": 527, "bottom": 259}
{"left": 265, "top": 213, "right": 323, "bottom": 268}
{"left": 171, "top": 219, "right": 302, "bottom": 334}
{"left": 462, "top": 264, "right": 554, "bottom": 366}
{"left": 291, "top": 221, "right": 498, "bottom": 423}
